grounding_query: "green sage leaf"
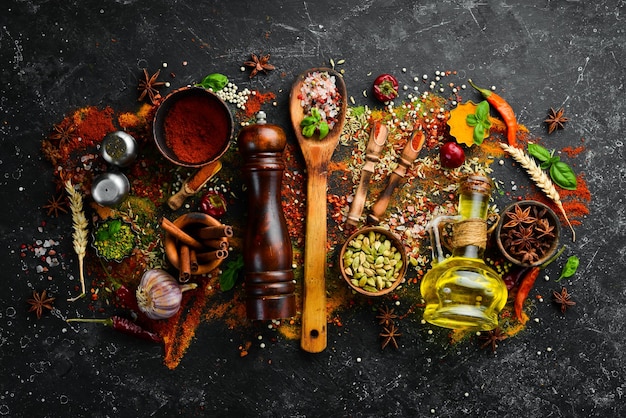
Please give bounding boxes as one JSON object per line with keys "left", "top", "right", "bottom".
{"left": 302, "top": 124, "right": 316, "bottom": 137}
{"left": 318, "top": 122, "right": 329, "bottom": 139}
{"left": 557, "top": 255, "right": 579, "bottom": 281}
{"left": 197, "top": 73, "right": 228, "bottom": 91}
{"left": 550, "top": 161, "right": 577, "bottom": 190}
{"left": 528, "top": 143, "right": 552, "bottom": 162}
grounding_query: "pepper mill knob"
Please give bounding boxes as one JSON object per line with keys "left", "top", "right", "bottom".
{"left": 238, "top": 113, "right": 296, "bottom": 320}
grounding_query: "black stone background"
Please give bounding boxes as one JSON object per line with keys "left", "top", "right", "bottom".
{"left": 1, "top": 1, "right": 625, "bottom": 417}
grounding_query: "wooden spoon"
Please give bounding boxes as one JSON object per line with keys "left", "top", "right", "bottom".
{"left": 289, "top": 68, "right": 347, "bottom": 353}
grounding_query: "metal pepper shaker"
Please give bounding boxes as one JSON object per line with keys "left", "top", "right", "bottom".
{"left": 238, "top": 111, "right": 296, "bottom": 320}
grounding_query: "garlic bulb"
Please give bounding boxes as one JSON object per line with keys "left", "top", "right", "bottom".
{"left": 136, "top": 269, "right": 197, "bottom": 320}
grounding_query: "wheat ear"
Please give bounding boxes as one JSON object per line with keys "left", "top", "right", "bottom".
{"left": 65, "top": 180, "right": 89, "bottom": 301}
{"left": 500, "top": 143, "right": 575, "bottom": 242}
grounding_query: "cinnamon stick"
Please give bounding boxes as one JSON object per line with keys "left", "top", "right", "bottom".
{"left": 197, "top": 225, "right": 233, "bottom": 240}
{"left": 179, "top": 244, "right": 192, "bottom": 282}
{"left": 196, "top": 249, "right": 229, "bottom": 263}
{"left": 160, "top": 217, "right": 204, "bottom": 250}
{"left": 189, "top": 249, "right": 199, "bottom": 273}
{"left": 202, "top": 239, "right": 229, "bottom": 250}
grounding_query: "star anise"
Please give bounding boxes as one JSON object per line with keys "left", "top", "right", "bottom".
{"left": 138, "top": 68, "right": 165, "bottom": 104}
{"left": 376, "top": 305, "right": 398, "bottom": 327}
{"left": 535, "top": 218, "right": 555, "bottom": 239}
{"left": 520, "top": 247, "right": 539, "bottom": 264}
{"left": 503, "top": 204, "right": 536, "bottom": 229}
{"left": 43, "top": 194, "right": 68, "bottom": 217}
{"left": 49, "top": 120, "right": 76, "bottom": 147}
{"left": 380, "top": 323, "right": 401, "bottom": 350}
{"left": 545, "top": 107, "right": 569, "bottom": 134}
{"left": 27, "top": 290, "right": 55, "bottom": 319}
{"left": 553, "top": 287, "right": 576, "bottom": 313}
{"left": 510, "top": 225, "right": 537, "bottom": 251}
{"left": 243, "top": 53, "right": 275, "bottom": 79}
{"left": 478, "top": 327, "right": 507, "bottom": 352}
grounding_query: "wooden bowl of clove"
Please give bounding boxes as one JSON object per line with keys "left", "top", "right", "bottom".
{"left": 495, "top": 200, "right": 561, "bottom": 267}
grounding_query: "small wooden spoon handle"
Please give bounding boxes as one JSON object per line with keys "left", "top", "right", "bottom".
{"left": 300, "top": 168, "right": 329, "bottom": 353}
{"left": 346, "top": 122, "right": 388, "bottom": 226}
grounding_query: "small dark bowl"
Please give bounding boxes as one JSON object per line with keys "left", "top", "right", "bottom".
{"left": 153, "top": 87, "right": 233, "bottom": 168}
{"left": 495, "top": 200, "right": 561, "bottom": 267}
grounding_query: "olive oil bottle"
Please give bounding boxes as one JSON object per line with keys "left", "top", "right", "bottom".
{"left": 420, "top": 175, "right": 507, "bottom": 331}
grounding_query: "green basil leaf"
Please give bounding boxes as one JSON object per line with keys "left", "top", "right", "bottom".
{"left": 197, "top": 73, "right": 228, "bottom": 91}
{"left": 311, "top": 107, "right": 321, "bottom": 120}
{"left": 528, "top": 143, "right": 552, "bottom": 162}
{"left": 300, "top": 116, "right": 317, "bottom": 127}
{"left": 109, "top": 220, "right": 121, "bottom": 235}
{"left": 473, "top": 124, "right": 485, "bottom": 145}
{"left": 219, "top": 254, "right": 244, "bottom": 291}
{"left": 302, "top": 124, "right": 316, "bottom": 137}
{"left": 480, "top": 117, "right": 491, "bottom": 130}
{"left": 476, "top": 100, "right": 490, "bottom": 121}
{"left": 318, "top": 122, "right": 329, "bottom": 139}
{"left": 540, "top": 160, "right": 552, "bottom": 170}
{"left": 550, "top": 161, "right": 577, "bottom": 190}
{"left": 557, "top": 255, "right": 579, "bottom": 281}
{"left": 95, "top": 229, "right": 110, "bottom": 242}
{"left": 466, "top": 114, "right": 478, "bottom": 127}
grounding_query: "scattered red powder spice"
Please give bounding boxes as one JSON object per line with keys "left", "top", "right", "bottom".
{"left": 243, "top": 91, "right": 276, "bottom": 118}
{"left": 527, "top": 174, "right": 591, "bottom": 227}
{"left": 73, "top": 106, "right": 116, "bottom": 148}
{"left": 562, "top": 145, "right": 586, "bottom": 158}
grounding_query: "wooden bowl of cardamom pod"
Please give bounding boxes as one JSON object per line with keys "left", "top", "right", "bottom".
{"left": 339, "top": 226, "right": 407, "bottom": 296}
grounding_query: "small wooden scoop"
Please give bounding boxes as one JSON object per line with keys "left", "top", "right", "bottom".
{"left": 367, "top": 130, "right": 425, "bottom": 224}
{"left": 289, "top": 68, "right": 347, "bottom": 353}
{"left": 167, "top": 160, "right": 222, "bottom": 210}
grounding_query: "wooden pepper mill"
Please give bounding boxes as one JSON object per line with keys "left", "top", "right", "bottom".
{"left": 238, "top": 111, "right": 296, "bottom": 320}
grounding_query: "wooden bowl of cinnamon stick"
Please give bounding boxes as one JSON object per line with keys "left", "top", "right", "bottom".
{"left": 162, "top": 212, "right": 232, "bottom": 280}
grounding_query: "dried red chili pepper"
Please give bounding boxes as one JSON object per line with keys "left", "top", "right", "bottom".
{"left": 514, "top": 266, "right": 540, "bottom": 324}
{"left": 200, "top": 190, "right": 227, "bottom": 218}
{"left": 501, "top": 266, "right": 531, "bottom": 291}
{"left": 372, "top": 74, "right": 399, "bottom": 102}
{"left": 67, "top": 316, "right": 163, "bottom": 343}
{"left": 468, "top": 79, "right": 518, "bottom": 147}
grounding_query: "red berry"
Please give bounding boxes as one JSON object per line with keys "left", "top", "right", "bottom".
{"left": 200, "top": 190, "right": 227, "bottom": 218}
{"left": 439, "top": 142, "right": 465, "bottom": 168}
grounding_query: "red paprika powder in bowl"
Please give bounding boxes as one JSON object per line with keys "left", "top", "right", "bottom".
{"left": 153, "top": 87, "right": 233, "bottom": 167}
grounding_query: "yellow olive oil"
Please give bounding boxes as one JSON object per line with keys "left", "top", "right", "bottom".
{"left": 420, "top": 175, "right": 508, "bottom": 331}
